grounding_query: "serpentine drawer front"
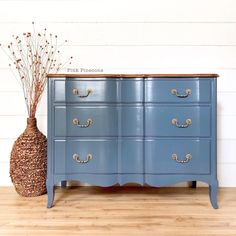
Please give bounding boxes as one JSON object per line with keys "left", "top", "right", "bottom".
{"left": 54, "top": 79, "right": 143, "bottom": 103}
{"left": 54, "top": 140, "right": 118, "bottom": 174}
{"left": 54, "top": 106, "right": 143, "bottom": 137}
{"left": 145, "top": 106, "right": 211, "bottom": 137}
{"left": 145, "top": 139, "right": 210, "bottom": 174}
{"left": 145, "top": 79, "right": 211, "bottom": 103}
{"left": 54, "top": 139, "right": 143, "bottom": 174}
{"left": 47, "top": 74, "right": 218, "bottom": 209}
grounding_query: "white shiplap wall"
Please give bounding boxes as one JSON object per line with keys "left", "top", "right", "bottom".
{"left": 0, "top": 0, "right": 236, "bottom": 186}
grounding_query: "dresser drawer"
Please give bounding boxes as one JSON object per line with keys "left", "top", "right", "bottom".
{"left": 145, "top": 106, "right": 211, "bottom": 137}
{"left": 145, "top": 139, "right": 210, "bottom": 174}
{"left": 54, "top": 140, "right": 118, "bottom": 174}
{"left": 54, "top": 106, "right": 143, "bottom": 137}
{"left": 145, "top": 79, "right": 211, "bottom": 103}
{"left": 54, "top": 79, "right": 143, "bottom": 103}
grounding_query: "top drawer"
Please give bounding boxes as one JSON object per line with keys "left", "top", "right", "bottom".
{"left": 54, "top": 78, "right": 143, "bottom": 103}
{"left": 145, "top": 78, "right": 211, "bottom": 103}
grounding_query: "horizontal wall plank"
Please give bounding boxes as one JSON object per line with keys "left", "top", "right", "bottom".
{"left": 0, "top": 139, "right": 14, "bottom": 163}
{"left": 0, "top": 0, "right": 236, "bottom": 22}
{"left": 0, "top": 69, "right": 234, "bottom": 92}
{"left": 218, "top": 116, "right": 236, "bottom": 140}
{"left": 0, "top": 92, "right": 47, "bottom": 116}
{"left": 216, "top": 70, "right": 236, "bottom": 92}
{"left": 1, "top": 46, "right": 236, "bottom": 70}
{"left": 0, "top": 116, "right": 47, "bottom": 139}
{"left": 218, "top": 140, "right": 236, "bottom": 164}
{"left": 217, "top": 92, "right": 236, "bottom": 116}
{"left": 1, "top": 22, "right": 236, "bottom": 46}
{"left": 218, "top": 163, "right": 236, "bottom": 187}
{"left": 0, "top": 163, "right": 12, "bottom": 186}
{"left": 0, "top": 70, "right": 22, "bottom": 91}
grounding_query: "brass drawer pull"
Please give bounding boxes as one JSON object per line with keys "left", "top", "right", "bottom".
{"left": 172, "top": 118, "right": 192, "bottom": 128}
{"left": 72, "top": 88, "right": 92, "bottom": 98}
{"left": 172, "top": 153, "right": 192, "bottom": 164}
{"left": 171, "top": 88, "right": 191, "bottom": 98}
{"left": 73, "top": 153, "right": 93, "bottom": 164}
{"left": 73, "top": 118, "right": 93, "bottom": 128}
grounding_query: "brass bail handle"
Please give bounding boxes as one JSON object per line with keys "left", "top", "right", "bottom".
{"left": 72, "top": 88, "right": 92, "bottom": 98}
{"left": 172, "top": 118, "right": 192, "bottom": 128}
{"left": 72, "top": 153, "right": 93, "bottom": 164}
{"left": 72, "top": 118, "right": 93, "bottom": 128}
{"left": 172, "top": 153, "right": 192, "bottom": 164}
{"left": 171, "top": 88, "right": 191, "bottom": 98}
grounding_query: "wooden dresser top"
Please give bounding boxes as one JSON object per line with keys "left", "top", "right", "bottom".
{"left": 48, "top": 74, "right": 219, "bottom": 78}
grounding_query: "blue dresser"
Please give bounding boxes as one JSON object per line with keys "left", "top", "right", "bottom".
{"left": 47, "top": 74, "right": 218, "bottom": 208}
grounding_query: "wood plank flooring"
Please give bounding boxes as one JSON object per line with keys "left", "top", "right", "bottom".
{"left": 0, "top": 187, "right": 235, "bottom": 236}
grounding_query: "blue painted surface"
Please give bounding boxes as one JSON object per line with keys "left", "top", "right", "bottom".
{"left": 55, "top": 106, "right": 119, "bottom": 137}
{"left": 145, "top": 106, "right": 211, "bottom": 137}
{"left": 54, "top": 78, "right": 143, "bottom": 103}
{"left": 119, "top": 139, "right": 143, "bottom": 173}
{"left": 54, "top": 138, "right": 144, "bottom": 175}
{"left": 54, "top": 105, "right": 143, "bottom": 137}
{"left": 47, "top": 76, "right": 218, "bottom": 209}
{"left": 145, "top": 139, "right": 210, "bottom": 174}
{"left": 54, "top": 139, "right": 118, "bottom": 174}
{"left": 145, "top": 78, "right": 211, "bottom": 103}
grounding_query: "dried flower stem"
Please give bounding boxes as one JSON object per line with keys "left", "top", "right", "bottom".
{"left": 1, "top": 22, "right": 73, "bottom": 118}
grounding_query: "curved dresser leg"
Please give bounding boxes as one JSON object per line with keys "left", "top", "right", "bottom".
{"left": 61, "top": 181, "right": 67, "bottom": 188}
{"left": 191, "top": 181, "right": 197, "bottom": 188}
{"left": 209, "top": 181, "right": 218, "bottom": 209}
{"left": 47, "top": 184, "right": 55, "bottom": 208}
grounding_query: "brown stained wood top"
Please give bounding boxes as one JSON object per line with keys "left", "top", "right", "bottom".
{"left": 48, "top": 73, "right": 219, "bottom": 78}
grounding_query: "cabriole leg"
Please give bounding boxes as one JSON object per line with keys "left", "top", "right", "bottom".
{"left": 47, "top": 183, "right": 55, "bottom": 208}
{"left": 209, "top": 181, "right": 218, "bottom": 209}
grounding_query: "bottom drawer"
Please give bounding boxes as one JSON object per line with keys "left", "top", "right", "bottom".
{"left": 54, "top": 140, "right": 118, "bottom": 174}
{"left": 145, "top": 139, "right": 210, "bottom": 174}
{"left": 54, "top": 139, "right": 143, "bottom": 174}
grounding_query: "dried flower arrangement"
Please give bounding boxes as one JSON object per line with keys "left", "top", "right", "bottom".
{"left": 0, "top": 22, "right": 72, "bottom": 117}
{"left": 0, "top": 22, "right": 73, "bottom": 197}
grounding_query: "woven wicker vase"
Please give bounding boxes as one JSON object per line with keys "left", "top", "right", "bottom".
{"left": 10, "top": 118, "right": 47, "bottom": 197}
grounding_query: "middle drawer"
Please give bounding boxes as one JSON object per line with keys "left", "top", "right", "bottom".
{"left": 145, "top": 106, "right": 211, "bottom": 137}
{"left": 54, "top": 106, "right": 143, "bottom": 137}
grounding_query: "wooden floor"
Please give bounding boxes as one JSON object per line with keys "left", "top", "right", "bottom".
{"left": 0, "top": 187, "right": 236, "bottom": 236}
